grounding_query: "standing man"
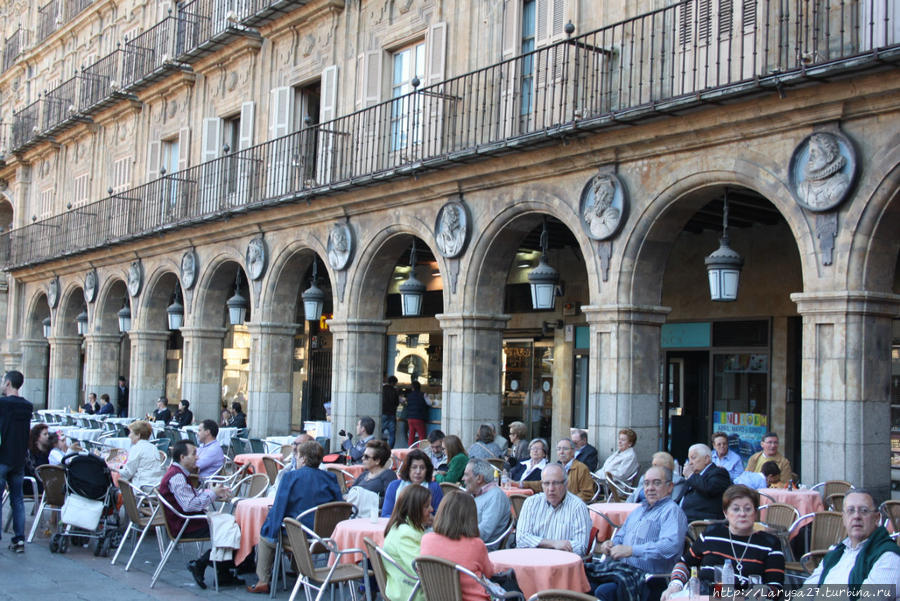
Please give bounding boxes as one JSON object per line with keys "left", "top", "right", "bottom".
{"left": 679, "top": 443, "right": 731, "bottom": 522}
{"left": 745, "top": 432, "right": 793, "bottom": 485}
{"left": 195, "top": 419, "right": 226, "bottom": 479}
{"left": 711, "top": 431, "right": 744, "bottom": 481}
{"left": 515, "top": 463, "right": 592, "bottom": 555}
{"left": 116, "top": 376, "right": 129, "bottom": 418}
{"left": 462, "top": 458, "right": 511, "bottom": 548}
{"left": 0, "top": 371, "right": 32, "bottom": 553}
{"left": 570, "top": 428, "right": 599, "bottom": 472}
{"left": 381, "top": 375, "right": 400, "bottom": 448}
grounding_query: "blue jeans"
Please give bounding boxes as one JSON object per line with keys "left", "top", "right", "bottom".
{"left": 0, "top": 463, "right": 26, "bottom": 542}
{"left": 381, "top": 414, "right": 397, "bottom": 449}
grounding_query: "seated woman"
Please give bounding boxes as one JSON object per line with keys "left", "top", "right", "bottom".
{"left": 505, "top": 421, "right": 529, "bottom": 463}
{"left": 383, "top": 484, "right": 433, "bottom": 601}
{"left": 467, "top": 425, "right": 502, "bottom": 459}
{"left": 661, "top": 485, "right": 785, "bottom": 600}
{"left": 595, "top": 428, "right": 639, "bottom": 482}
{"left": 434, "top": 435, "right": 468, "bottom": 485}
{"left": 350, "top": 439, "right": 397, "bottom": 501}
{"left": 48, "top": 432, "right": 68, "bottom": 465}
{"left": 173, "top": 399, "right": 194, "bottom": 428}
{"left": 25, "top": 423, "right": 51, "bottom": 495}
{"left": 508, "top": 438, "right": 548, "bottom": 484}
{"left": 382, "top": 449, "right": 443, "bottom": 517}
{"left": 117, "top": 420, "right": 164, "bottom": 491}
{"left": 421, "top": 491, "right": 496, "bottom": 601}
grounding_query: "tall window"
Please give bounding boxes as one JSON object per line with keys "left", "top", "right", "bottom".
{"left": 293, "top": 82, "right": 321, "bottom": 185}
{"left": 161, "top": 138, "right": 179, "bottom": 208}
{"left": 521, "top": 0, "right": 536, "bottom": 117}
{"left": 390, "top": 41, "right": 425, "bottom": 152}
{"left": 223, "top": 114, "right": 240, "bottom": 194}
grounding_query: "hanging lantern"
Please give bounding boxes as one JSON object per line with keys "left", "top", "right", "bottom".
{"left": 226, "top": 269, "right": 248, "bottom": 326}
{"left": 166, "top": 288, "right": 184, "bottom": 330}
{"left": 527, "top": 218, "right": 559, "bottom": 310}
{"left": 398, "top": 240, "right": 426, "bottom": 317}
{"left": 42, "top": 316, "right": 51, "bottom": 338}
{"left": 117, "top": 300, "right": 131, "bottom": 333}
{"left": 75, "top": 310, "right": 88, "bottom": 336}
{"left": 302, "top": 259, "right": 325, "bottom": 322}
{"left": 705, "top": 189, "right": 744, "bottom": 302}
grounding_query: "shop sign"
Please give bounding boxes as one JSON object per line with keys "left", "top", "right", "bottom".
{"left": 713, "top": 411, "right": 768, "bottom": 461}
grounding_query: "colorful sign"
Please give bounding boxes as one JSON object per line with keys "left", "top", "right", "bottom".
{"left": 713, "top": 411, "right": 768, "bottom": 461}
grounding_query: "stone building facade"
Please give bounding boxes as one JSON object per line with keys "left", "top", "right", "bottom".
{"left": 0, "top": 0, "right": 897, "bottom": 497}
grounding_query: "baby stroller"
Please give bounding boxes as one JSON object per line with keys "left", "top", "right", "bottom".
{"left": 49, "top": 453, "right": 121, "bottom": 556}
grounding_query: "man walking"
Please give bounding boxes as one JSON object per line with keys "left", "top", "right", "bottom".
{"left": 381, "top": 375, "right": 399, "bottom": 448}
{"left": 0, "top": 370, "right": 33, "bottom": 553}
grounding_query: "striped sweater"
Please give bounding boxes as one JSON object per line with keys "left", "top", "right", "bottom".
{"left": 671, "top": 523, "right": 785, "bottom": 593}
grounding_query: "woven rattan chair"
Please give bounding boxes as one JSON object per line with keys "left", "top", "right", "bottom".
{"left": 785, "top": 511, "right": 846, "bottom": 574}
{"left": 414, "top": 555, "right": 518, "bottom": 601}
{"left": 508, "top": 493, "right": 529, "bottom": 523}
{"left": 364, "top": 536, "right": 420, "bottom": 601}
{"left": 111, "top": 478, "right": 167, "bottom": 570}
{"left": 151, "top": 492, "right": 219, "bottom": 590}
{"left": 439, "top": 481, "right": 461, "bottom": 497}
{"left": 261, "top": 455, "right": 284, "bottom": 486}
{"left": 759, "top": 502, "right": 800, "bottom": 561}
{"left": 26, "top": 464, "right": 66, "bottom": 543}
{"left": 879, "top": 500, "right": 900, "bottom": 533}
{"left": 325, "top": 465, "right": 355, "bottom": 495}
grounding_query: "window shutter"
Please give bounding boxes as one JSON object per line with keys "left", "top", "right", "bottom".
{"left": 202, "top": 118, "right": 221, "bottom": 162}
{"left": 317, "top": 65, "right": 339, "bottom": 185}
{"left": 269, "top": 86, "right": 293, "bottom": 139}
{"left": 177, "top": 127, "right": 190, "bottom": 171}
{"left": 502, "top": 0, "right": 522, "bottom": 59}
{"left": 535, "top": 0, "right": 549, "bottom": 46}
{"left": 680, "top": 2, "right": 693, "bottom": 45}
{"left": 362, "top": 51, "right": 382, "bottom": 108}
{"left": 147, "top": 140, "right": 160, "bottom": 180}
{"left": 238, "top": 101, "right": 254, "bottom": 150}
{"left": 426, "top": 22, "right": 446, "bottom": 85}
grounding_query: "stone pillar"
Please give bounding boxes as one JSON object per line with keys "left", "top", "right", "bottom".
{"left": 83, "top": 333, "right": 122, "bottom": 401}
{"left": 583, "top": 304, "right": 671, "bottom": 468}
{"left": 791, "top": 291, "right": 899, "bottom": 499}
{"left": 247, "top": 322, "right": 298, "bottom": 436}
{"left": 128, "top": 330, "right": 169, "bottom": 419}
{"left": 19, "top": 339, "right": 49, "bottom": 409}
{"left": 181, "top": 327, "right": 226, "bottom": 424}
{"left": 47, "top": 335, "right": 82, "bottom": 411}
{"left": 329, "top": 319, "right": 390, "bottom": 447}
{"left": 436, "top": 313, "right": 510, "bottom": 448}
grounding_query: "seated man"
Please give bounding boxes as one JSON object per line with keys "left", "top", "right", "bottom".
{"left": 679, "top": 443, "right": 730, "bottom": 522}
{"left": 462, "top": 458, "right": 511, "bottom": 548}
{"left": 571, "top": 428, "right": 599, "bottom": 473}
{"left": 594, "top": 466, "right": 689, "bottom": 601}
{"left": 424, "top": 430, "right": 446, "bottom": 470}
{"left": 150, "top": 397, "right": 171, "bottom": 423}
{"left": 745, "top": 432, "right": 792, "bottom": 486}
{"left": 196, "top": 419, "right": 225, "bottom": 479}
{"left": 247, "top": 440, "right": 343, "bottom": 594}
{"left": 804, "top": 490, "right": 900, "bottom": 594}
{"left": 227, "top": 402, "right": 247, "bottom": 429}
{"left": 627, "top": 452, "right": 686, "bottom": 503}
{"left": 173, "top": 400, "right": 193, "bottom": 428}
{"left": 158, "top": 440, "right": 236, "bottom": 589}
{"left": 711, "top": 431, "right": 744, "bottom": 482}
{"left": 97, "top": 393, "right": 116, "bottom": 415}
{"left": 515, "top": 463, "right": 592, "bottom": 556}
{"left": 281, "top": 432, "right": 314, "bottom": 467}
{"left": 340, "top": 416, "right": 376, "bottom": 463}
{"left": 520, "top": 438, "right": 594, "bottom": 503}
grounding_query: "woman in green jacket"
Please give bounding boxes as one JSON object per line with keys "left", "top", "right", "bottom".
{"left": 434, "top": 434, "right": 468, "bottom": 484}
{"left": 382, "top": 484, "right": 433, "bottom": 601}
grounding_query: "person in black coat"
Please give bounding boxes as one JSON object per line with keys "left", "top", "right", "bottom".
{"left": 151, "top": 397, "right": 172, "bottom": 424}
{"left": 116, "top": 376, "right": 129, "bottom": 418}
{"left": 570, "top": 428, "right": 599, "bottom": 473}
{"left": 679, "top": 443, "right": 731, "bottom": 522}
{"left": 227, "top": 401, "right": 247, "bottom": 429}
{"left": 173, "top": 399, "right": 193, "bottom": 428}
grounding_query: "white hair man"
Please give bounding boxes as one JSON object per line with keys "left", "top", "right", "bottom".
{"left": 679, "top": 443, "right": 730, "bottom": 522}
{"left": 462, "top": 458, "right": 511, "bottom": 549}
{"left": 515, "top": 463, "right": 591, "bottom": 555}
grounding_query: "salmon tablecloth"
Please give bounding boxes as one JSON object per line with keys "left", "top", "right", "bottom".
{"left": 234, "top": 497, "right": 274, "bottom": 565}
{"left": 322, "top": 463, "right": 367, "bottom": 479}
{"left": 759, "top": 488, "right": 826, "bottom": 538}
{"left": 391, "top": 448, "right": 413, "bottom": 463}
{"left": 234, "top": 453, "right": 282, "bottom": 474}
{"left": 489, "top": 548, "right": 590, "bottom": 599}
{"left": 329, "top": 517, "right": 389, "bottom": 565}
{"left": 588, "top": 502, "right": 641, "bottom": 541}
{"left": 502, "top": 486, "right": 534, "bottom": 498}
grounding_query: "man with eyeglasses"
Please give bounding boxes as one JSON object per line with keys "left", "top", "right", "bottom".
{"left": 745, "top": 432, "right": 793, "bottom": 486}
{"left": 515, "top": 463, "right": 592, "bottom": 555}
{"left": 804, "top": 490, "right": 900, "bottom": 595}
{"left": 592, "top": 466, "right": 689, "bottom": 601}
{"left": 521, "top": 438, "right": 594, "bottom": 502}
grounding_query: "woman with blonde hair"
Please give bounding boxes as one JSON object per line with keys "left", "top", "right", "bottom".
{"left": 117, "top": 420, "right": 164, "bottom": 490}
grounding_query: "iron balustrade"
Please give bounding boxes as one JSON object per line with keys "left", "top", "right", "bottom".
{"left": 177, "top": 0, "right": 254, "bottom": 52}
{"left": 63, "top": 0, "right": 94, "bottom": 23}
{"left": 79, "top": 50, "right": 124, "bottom": 112}
{"left": 3, "top": 27, "right": 24, "bottom": 73}
{"left": 122, "top": 16, "right": 188, "bottom": 88}
{"left": 37, "top": 0, "right": 61, "bottom": 43}
{"left": 3, "top": 0, "right": 898, "bottom": 269}
{"left": 42, "top": 76, "right": 79, "bottom": 132}
{"left": 10, "top": 101, "right": 41, "bottom": 152}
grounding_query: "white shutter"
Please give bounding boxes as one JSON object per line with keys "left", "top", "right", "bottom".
{"left": 267, "top": 87, "right": 294, "bottom": 196}
{"left": 234, "top": 102, "right": 255, "bottom": 205}
{"left": 202, "top": 118, "right": 222, "bottom": 162}
{"left": 535, "top": 0, "right": 549, "bottom": 46}
{"left": 177, "top": 127, "right": 190, "bottom": 171}
{"left": 147, "top": 140, "right": 160, "bottom": 180}
{"left": 269, "top": 86, "right": 293, "bottom": 139}
{"left": 424, "top": 22, "right": 447, "bottom": 156}
{"left": 501, "top": 1, "right": 522, "bottom": 137}
{"left": 113, "top": 157, "right": 132, "bottom": 192}
{"left": 316, "top": 65, "right": 338, "bottom": 185}
{"left": 238, "top": 101, "right": 254, "bottom": 150}
{"left": 354, "top": 52, "right": 381, "bottom": 175}
{"left": 362, "top": 51, "right": 382, "bottom": 108}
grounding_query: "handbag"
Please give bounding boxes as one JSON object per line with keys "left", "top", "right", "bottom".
{"left": 488, "top": 568, "right": 524, "bottom": 599}
{"left": 60, "top": 493, "right": 105, "bottom": 530}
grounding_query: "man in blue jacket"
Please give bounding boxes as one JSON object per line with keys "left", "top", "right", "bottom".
{"left": 0, "top": 370, "right": 33, "bottom": 553}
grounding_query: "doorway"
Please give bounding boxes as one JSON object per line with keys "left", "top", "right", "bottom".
{"left": 502, "top": 338, "right": 553, "bottom": 441}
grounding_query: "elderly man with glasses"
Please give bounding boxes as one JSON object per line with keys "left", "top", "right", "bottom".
{"left": 462, "top": 458, "right": 511, "bottom": 548}
{"left": 592, "top": 466, "right": 689, "bottom": 601}
{"left": 804, "top": 490, "right": 900, "bottom": 595}
{"left": 520, "top": 438, "right": 594, "bottom": 502}
{"left": 515, "top": 463, "right": 592, "bottom": 555}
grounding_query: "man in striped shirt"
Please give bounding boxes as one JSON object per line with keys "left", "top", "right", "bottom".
{"left": 515, "top": 463, "right": 592, "bottom": 556}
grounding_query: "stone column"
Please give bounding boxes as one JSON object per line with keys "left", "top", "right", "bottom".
{"left": 83, "top": 333, "right": 122, "bottom": 401}
{"left": 329, "top": 319, "right": 390, "bottom": 447}
{"left": 582, "top": 304, "right": 671, "bottom": 467}
{"left": 791, "top": 291, "right": 900, "bottom": 499}
{"left": 180, "top": 327, "right": 226, "bottom": 424}
{"left": 436, "top": 313, "right": 510, "bottom": 448}
{"left": 19, "top": 339, "right": 49, "bottom": 409}
{"left": 128, "top": 330, "right": 169, "bottom": 419}
{"left": 47, "top": 335, "right": 82, "bottom": 410}
{"left": 247, "top": 322, "right": 298, "bottom": 436}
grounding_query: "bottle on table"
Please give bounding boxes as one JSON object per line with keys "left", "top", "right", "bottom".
{"left": 721, "top": 559, "right": 735, "bottom": 591}
{"left": 688, "top": 566, "right": 700, "bottom": 600}
{"left": 501, "top": 469, "right": 510, "bottom": 489}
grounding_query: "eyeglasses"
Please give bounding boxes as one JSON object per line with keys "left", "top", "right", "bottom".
{"left": 643, "top": 479, "right": 670, "bottom": 487}
{"left": 727, "top": 506, "right": 756, "bottom": 515}
{"left": 843, "top": 507, "right": 875, "bottom": 516}
{"left": 542, "top": 480, "right": 566, "bottom": 487}
{"left": 362, "top": 454, "right": 376, "bottom": 460}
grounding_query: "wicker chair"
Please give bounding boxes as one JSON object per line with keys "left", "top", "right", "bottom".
{"left": 414, "top": 555, "right": 518, "bottom": 601}
{"left": 439, "top": 481, "right": 461, "bottom": 497}
{"left": 879, "top": 500, "right": 900, "bottom": 533}
{"left": 364, "top": 536, "right": 421, "bottom": 601}
{"left": 810, "top": 480, "right": 853, "bottom": 502}
{"left": 758, "top": 502, "right": 800, "bottom": 561}
{"left": 508, "top": 493, "right": 529, "bottom": 523}
{"left": 325, "top": 465, "right": 355, "bottom": 495}
{"left": 785, "top": 511, "right": 846, "bottom": 574}
{"left": 26, "top": 464, "right": 66, "bottom": 543}
{"left": 111, "top": 478, "right": 167, "bottom": 570}
{"left": 529, "top": 591, "right": 598, "bottom": 601}
{"left": 261, "top": 455, "right": 284, "bottom": 486}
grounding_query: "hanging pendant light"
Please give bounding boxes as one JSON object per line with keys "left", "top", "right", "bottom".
{"left": 705, "top": 188, "right": 744, "bottom": 302}
{"left": 75, "top": 309, "right": 88, "bottom": 336}
{"left": 302, "top": 259, "right": 325, "bottom": 322}
{"left": 42, "top": 316, "right": 52, "bottom": 338}
{"left": 167, "top": 287, "right": 184, "bottom": 330}
{"left": 398, "top": 239, "right": 426, "bottom": 317}
{"left": 117, "top": 298, "right": 132, "bottom": 333}
{"left": 527, "top": 218, "right": 559, "bottom": 310}
{"left": 226, "top": 269, "right": 248, "bottom": 326}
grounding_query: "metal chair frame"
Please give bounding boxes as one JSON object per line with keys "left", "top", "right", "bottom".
{"left": 364, "top": 536, "right": 421, "bottom": 601}
{"left": 151, "top": 492, "right": 219, "bottom": 590}
{"left": 111, "top": 478, "right": 167, "bottom": 570}
{"left": 25, "top": 464, "right": 65, "bottom": 542}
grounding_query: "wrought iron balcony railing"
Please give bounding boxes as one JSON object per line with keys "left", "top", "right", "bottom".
{"left": 3, "top": 27, "right": 25, "bottom": 73}
{"left": 2, "top": 0, "right": 897, "bottom": 269}
{"left": 63, "top": 0, "right": 94, "bottom": 23}
{"left": 36, "top": 0, "right": 61, "bottom": 43}
{"left": 78, "top": 50, "right": 125, "bottom": 114}
{"left": 10, "top": 100, "right": 41, "bottom": 152}
{"left": 42, "top": 76, "right": 79, "bottom": 134}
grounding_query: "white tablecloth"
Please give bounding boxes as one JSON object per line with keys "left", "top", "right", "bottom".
{"left": 182, "top": 425, "right": 238, "bottom": 447}
{"left": 303, "top": 421, "right": 331, "bottom": 439}
{"left": 264, "top": 436, "right": 297, "bottom": 453}
{"left": 52, "top": 426, "right": 104, "bottom": 442}
{"left": 105, "top": 417, "right": 137, "bottom": 425}
{"left": 103, "top": 437, "right": 133, "bottom": 450}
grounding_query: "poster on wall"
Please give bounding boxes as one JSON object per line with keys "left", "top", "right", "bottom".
{"left": 713, "top": 411, "right": 768, "bottom": 462}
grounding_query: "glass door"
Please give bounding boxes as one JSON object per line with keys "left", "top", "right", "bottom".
{"left": 502, "top": 339, "right": 553, "bottom": 440}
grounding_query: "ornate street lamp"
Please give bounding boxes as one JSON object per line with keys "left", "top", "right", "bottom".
{"left": 398, "top": 240, "right": 426, "bottom": 317}
{"left": 167, "top": 288, "right": 184, "bottom": 330}
{"left": 42, "top": 316, "right": 51, "bottom": 338}
{"left": 705, "top": 188, "right": 744, "bottom": 302}
{"left": 117, "top": 298, "right": 131, "bottom": 333}
{"left": 302, "top": 259, "right": 325, "bottom": 322}
{"left": 226, "top": 269, "right": 248, "bottom": 326}
{"left": 75, "top": 309, "right": 88, "bottom": 336}
{"left": 527, "top": 218, "right": 559, "bottom": 310}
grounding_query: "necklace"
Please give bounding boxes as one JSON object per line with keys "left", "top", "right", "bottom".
{"left": 727, "top": 529, "right": 753, "bottom": 575}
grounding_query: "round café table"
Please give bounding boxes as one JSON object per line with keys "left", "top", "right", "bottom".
{"left": 234, "top": 497, "right": 275, "bottom": 565}
{"left": 488, "top": 548, "right": 590, "bottom": 599}
{"left": 588, "top": 502, "right": 641, "bottom": 541}
{"left": 322, "top": 463, "right": 367, "bottom": 479}
{"left": 235, "top": 453, "right": 283, "bottom": 475}
{"left": 329, "top": 517, "right": 389, "bottom": 565}
{"left": 759, "top": 488, "right": 825, "bottom": 538}
{"left": 502, "top": 486, "right": 534, "bottom": 498}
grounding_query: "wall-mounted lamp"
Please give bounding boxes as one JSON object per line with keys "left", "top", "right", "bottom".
{"left": 527, "top": 218, "right": 559, "bottom": 310}
{"left": 117, "top": 298, "right": 131, "bottom": 333}
{"left": 302, "top": 259, "right": 325, "bottom": 322}
{"left": 226, "top": 269, "right": 248, "bottom": 326}
{"left": 167, "top": 288, "right": 184, "bottom": 330}
{"left": 398, "top": 240, "right": 425, "bottom": 317}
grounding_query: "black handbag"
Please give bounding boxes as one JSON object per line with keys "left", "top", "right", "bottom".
{"left": 488, "top": 568, "right": 525, "bottom": 600}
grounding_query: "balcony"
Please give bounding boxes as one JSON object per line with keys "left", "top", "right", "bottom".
{"left": 36, "top": 0, "right": 61, "bottom": 44}
{"left": 3, "top": 27, "right": 25, "bottom": 73}
{"left": 122, "top": 16, "right": 193, "bottom": 92}
{"left": 63, "top": 0, "right": 94, "bottom": 23}
{"left": 175, "top": 0, "right": 262, "bottom": 63}
{"left": 3, "top": 0, "right": 898, "bottom": 269}
{"left": 42, "top": 76, "right": 88, "bottom": 135}
{"left": 79, "top": 50, "right": 128, "bottom": 114}
{"left": 10, "top": 100, "right": 41, "bottom": 153}
{"left": 240, "top": 0, "right": 309, "bottom": 28}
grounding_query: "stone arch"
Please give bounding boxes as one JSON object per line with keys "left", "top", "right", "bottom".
{"left": 94, "top": 276, "right": 129, "bottom": 335}
{"left": 258, "top": 237, "right": 331, "bottom": 324}
{"left": 0, "top": 192, "right": 13, "bottom": 231}
{"left": 21, "top": 290, "right": 51, "bottom": 408}
{"left": 24, "top": 289, "right": 51, "bottom": 340}
{"left": 138, "top": 261, "right": 184, "bottom": 331}
{"left": 57, "top": 282, "right": 88, "bottom": 338}
{"left": 191, "top": 250, "right": 251, "bottom": 328}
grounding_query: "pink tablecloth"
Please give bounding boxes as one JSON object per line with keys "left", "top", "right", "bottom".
{"left": 759, "top": 488, "right": 826, "bottom": 538}
{"left": 234, "top": 453, "right": 282, "bottom": 474}
{"left": 391, "top": 448, "right": 413, "bottom": 464}
{"left": 588, "top": 502, "right": 641, "bottom": 541}
{"left": 329, "top": 517, "right": 389, "bottom": 565}
{"left": 234, "top": 497, "right": 274, "bottom": 565}
{"left": 489, "top": 548, "right": 590, "bottom": 599}
{"left": 502, "top": 486, "right": 534, "bottom": 498}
